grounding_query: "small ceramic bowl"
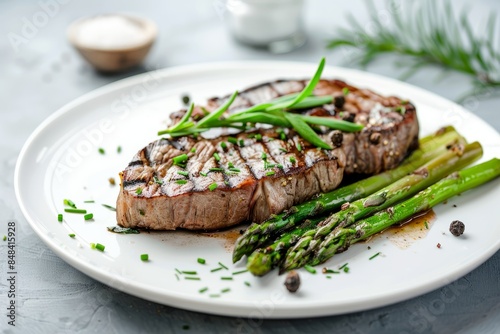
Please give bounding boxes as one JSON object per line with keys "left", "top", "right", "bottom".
{"left": 67, "top": 14, "right": 157, "bottom": 72}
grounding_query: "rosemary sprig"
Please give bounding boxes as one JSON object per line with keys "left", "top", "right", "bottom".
{"left": 326, "top": 0, "right": 500, "bottom": 100}
{"left": 157, "top": 58, "right": 364, "bottom": 148}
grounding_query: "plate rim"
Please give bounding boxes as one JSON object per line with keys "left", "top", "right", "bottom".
{"left": 14, "top": 60, "right": 500, "bottom": 318}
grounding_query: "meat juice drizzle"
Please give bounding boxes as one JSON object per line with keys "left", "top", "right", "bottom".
{"left": 201, "top": 228, "right": 243, "bottom": 252}
{"left": 371, "top": 209, "right": 437, "bottom": 249}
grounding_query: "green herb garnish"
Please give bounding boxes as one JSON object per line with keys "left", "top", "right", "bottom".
{"left": 208, "top": 183, "right": 217, "bottom": 191}
{"left": 64, "top": 208, "right": 86, "bottom": 214}
{"left": 176, "top": 180, "right": 188, "bottom": 185}
{"left": 98, "top": 148, "right": 105, "bottom": 155}
{"left": 304, "top": 265, "right": 317, "bottom": 274}
{"left": 95, "top": 243, "right": 105, "bottom": 252}
{"left": 107, "top": 226, "right": 140, "bottom": 234}
{"left": 102, "top": 204, "right": 116, "bottom": 211}
{"left": 213, "top": 152, "right": 221, "bottom": 161}
{"left": 58, "top": 214, "right": 63, "bottom": 222}
{"left": 197, "top": 258, "right": 206, "bottom": 264}
{"left": 84, "top": 213, "right": 93, "bottom": 220}
{"left": 68, "top": 233, "right": 75, "bottom": 238}
{"left": 177, "top": 171, "right": 189, "bottom": 177}
{"left": 369, "top": 252, "right": 381, "bottom": 260}
{"left": 141, "top": 254, "right": 149, "bottom": 261}
{"left": 135, "top": 187, "right": 143, "bottom": 195}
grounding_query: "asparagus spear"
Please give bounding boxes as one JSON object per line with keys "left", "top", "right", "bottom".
{"left": 246, "top": 218, "right": 322, "bottom": 276}
{"left": 311, "top": 158, "right": 500, "bottom": 265}
{"left": 232, "top": 127, "right": 463, "bottom": 262}
{"left": 282, "top": 141, "right": 482, "bottom": 271}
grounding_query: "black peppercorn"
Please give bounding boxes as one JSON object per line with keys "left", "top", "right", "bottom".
{"left": 449, "top": 220, "right": 465, "bottom": 236}
{"left": 284, "top": 270, "right": 300, "bottom": 293}
{"left": 333, "top": 95, "right": 345, "bottom": 108}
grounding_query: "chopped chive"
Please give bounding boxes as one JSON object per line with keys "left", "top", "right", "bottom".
{"left": 322, "top": 268, "right": 340, "bottom": 274}
{"left": 173, "top": 154, "right": 188, "bottom": 165}
{"left": 190, "top": 147, "right": 196, "bottom": 153}
{"left": 90, "top": 243, "right": 96, "bottom": 249}
{"left": 424, "top": 221, "right": 429, "bottom": 229}
{"left": 261, "top": 152, "right": 267, "bottom": 160}
{"left": 64, "top": 208, "right": 87, "bottom": 214}
{"left": 227, "top": 137, "right": 238, "bottom": 145}
{"left": 221, "top": 277, "right": 233, "bottom": 281}
{"left": 200, "top": 172, "right": 208, "bottom": 177}
{"left": 265, "top": 171, "right": 275, "bottom": 177}
{"left": 176, "top": 180, "right": 188, "bottom": 185}
{"left": 84, "top": 200, "right": 95, "bottom": 203}
{"left": 95, "top": 243, "right": 105, "bottom": 252}
{"left": 3, "top": 236, "right": 6, "bottom": 241}
{"left": 227, "top": 161, "right": 234, "bottom": 168}
{"left": 369, "top": 252, "right": 381, "bottom": 260}
{"left": 280, "top": 132, "right": 286, "bottom": 141}
{"left": 175, "top": 268, "right": 182, "bottom": 275}
{"left": 342, "top": 87, "right": 350, "bottom": 96}
{"left": 239, "top": 139, "right": 244, "bottom": 147}
{"left": 296, "top": 142, "right": 302, "bottom": 151}
{"left": 102, "top": 204, "right": 116, "bottom": 211}
{"left": 175, "top": 274, "right": 180, "bottom": 281}
{"left": 197, "top": 258, "right": 206, "bottom": 264}
{"left": 107, "top": 226, "right": 139, "bottom": 234}
{"left": 277, "top": 164, "right": 284, "bottom": 169}
{"left": 84, "top": 213, "right": 94, "bottom": 220}
{"left": 135, "top": 187, "right": 143, "bottom": 195}
{"left": 63, "top": 199, "right": 76, "bottom": 208}
{"left": 218, "top": 262, "right": 228, "bottom": 270}
{"left": 232, "top": 269, "right": 248, "bottom": 275}
{"left": 220, "top": 142, "right": 227, "bottom": 150}
{"left": 58, "top": 214, "right": 63, "bottom": 222}
{"left": 213, "top": 152, "right": 221, "bottom": 161}
{"left": 209, "top": 167, "right": 223, "bottom": 172}
{"left": 140, "top": 254, "right": 149, "bottom": 261}
{"left": 153, "top": 176, "right": 164, "bottom": 185}
{"left": 343, "top": 266, "right": 350, "bottom": 273}
{"left": 326, "top": 275, "right": 332, "bottom": 279}
{"left": 210, "top": 267, "right": 223, "bottom": 272}
{"left": 117, "top": 146, "right": 122, "bottom": 153}
{"left": 199, "top": 287, "right": 208, "bottom": 293}
{"left": 208, "top": 183, "right": 217, "bottom": 191}
{"left": 255, "top": 134, "right": 262, "bottom": 141}
{"left": 209, "top": 294, "right": 220, "bottom": 298}
{"left": 290, "top": 156, "right": 296, "bottom": 163}
{"left": 339, "top": 263, "right": 349, "bottom": 270}
{"left": 244, "top": 281, "right": 251, "bottom": 287}
{"left": 177, "top": 171, "right": 189, "bottom": 177}
{"left": 185, "top": 276, "right": 201, "bottom": 281}
{"left": 304, "top": 265, "right": 317, "bottom": 274}
{"left": 182, "top": 271, "right": 198, "bottom": 275}
{"left": 279, "top": 148, "right": 288, "bottom": 153}
{"left": 228, "top": 167, "right": 241, "bottom": 172}
{"left": 68, "top": 233, "right": 75, "bottom": 238}
{"left": 221, "top": 288, "right": 231, "bottom": 293}
{"left": 98, "top": 148, "right": 105, "bottom": 155}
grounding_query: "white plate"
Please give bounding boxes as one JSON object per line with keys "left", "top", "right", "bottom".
{"left": 15, "top": 61, "right": 500, "bottom": 318}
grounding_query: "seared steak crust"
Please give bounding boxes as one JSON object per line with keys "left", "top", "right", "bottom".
{"left": 116, "top": 79, "right": 419, "bottom": 230}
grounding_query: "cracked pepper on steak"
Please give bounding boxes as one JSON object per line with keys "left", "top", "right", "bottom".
{"left": 116, "top": 79, "right": 419, "bottom": 230}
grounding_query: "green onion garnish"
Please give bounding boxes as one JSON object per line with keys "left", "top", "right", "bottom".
{"left": 185, "top": 276, "right": 201, "bottom": 281}
{"left": 107, "top": 226, "right": 139, "bottom": 234}
{"left": 322, "top": 268, "right": 340, "bottom": 274}
{"left": 84, "top": 200, "right": 95, "bottom": 203}
{"left": 209, "top": 294, "right": 220, "bottom": 298}
{"left": 84, "top": 213, "right": 93, "bottom": 220}
{"left": 265, "top": 171, "right": 275, "bottom": 177}
{"left": 220, "top": 142, "right": 227, "bottom": 150}
{"left": 199, "top": 287, "right": 208, "bottom": 293}
{"left": 238, "top": 139, "right": 244, "bottom": 147}
{"left": 200, "top": 172, "right": 207, "bottom": 177}
{"left": 175, "top": 274, "right": 180, "bottom": 281}
{"left": 232, "top": 269, "right": 248, "bottom": 275}
{"left": 227, "top": 161, "right": 234, "bottom": 168}
{"left": 177, "top": 171, "right": 189, "bottom": 177}
{"left": 135, "top": 187, "right": 143, "bottom": 195}
{"left": 182, "top": 271, "right": 198, "bottom": 275}
{"left": 228, "top": 167, "right": 241, "bottom": 173}
{"left": 95, "top": 243, "right": 105, "bottom": 252}
{"left": 261, "top": 152, "right": 267, "bottom": 160}
{"left": 369, "top": 252, "right": 381, "bottom": 260}
{"left": 197, "top": 258, "right": 206, "bottom": 264}
{"left": 98, "top": 148, "right": 105, "bottom": 155}
{"left": 153, "top": 176, "right": 163, "bottom": 185}
{"left": 90, "top": 243, "right": 96, "bottom": 249}
{"left": 339, "top": 263, "right": 348, "bottom": 270}
{"left": 208, "top": 183, "right": 217, "bottom": 191}
{"left": 64, "top": 199, "right": 76, "bottom": 208}
{"left": 228, "top": 137, "right": 238, "bottom": 145}
{"left": 117, "top": 146, "right": 122, "bottom": 153}
{"left": 277, "top": 164, "right": 283, "bottom": 169}
{"left": 176, "top": 180, "right": 188, "bottom": 185}
{"left": 343, "top": 266, "right": 350, "bottom": 273}
{"left": 173, "top": 154, "right": 188, "bottom": 165}
{"left": 304, "top": 265, "right": 316, "bottom": 274}
{"left": 343, "top": 87, "right": 350, "bottom": 96}
{"left": 213, "top": 152, "right": 221, "bottom": 161}
{"left": 175, "top": 268, "right": 182, "bottom": 275}
{"left": 221, "top": 277, "right": 233, "bottom": 281}
{"left": 221, "top": 288, "right": 231, "bottom": 293}
{"left": 290, "top": 156, "right": 297, "bottom": 163}
{"left": 2, "top": 236, "right": 6, "bottom": 241}
{"left": 68, "top": 233, "right": 75, "bottom": 238}
{"left": 64, "top": 208, "right": 87, "bottom": 214}
{"left": 209, "top": 167, "right": 223, "bottom": 172}
{"left": 326, "top": 275, "right": 332, "bottom": 279}
{"left": 190, "top": 147, "right": 196, "bottom": 153}
{"left": 424, "top": 221, "right": 429, "bottom": 229}
{"left": 255, "top": 134, "right": 262, "bottom": 141}
{"left": 141, "top": 254, "right": 149, "bottom": 261}
{"left": 58, "top": 214, "right": 63, "bottom": 222}
{"left": 210, "top": 267, "right": 223, "bottom": 272}
{"left": 280, "top": 132, "right": 286, "bottom": 141}
{"left": 102, "top": 204, "right": 117, "bottom": 211}
{"left": 218, "top": 262, "right": 228, "bottom": 270}
{"left": 244, "top": 281, "right": 251, "bottom": 287}
{"left": 296, "top": 142, "right": 302, "bottom": 152}
{"left": 279, "top": 148, "right": 288, "bottom": 153}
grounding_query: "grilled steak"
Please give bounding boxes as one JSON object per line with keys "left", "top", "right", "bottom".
{"left": 116, "top": 79, "right": 419, "bottom": 230}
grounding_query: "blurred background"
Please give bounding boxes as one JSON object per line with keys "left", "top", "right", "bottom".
{"left": 0, "top": 0, "right": 499, "bottom": 333}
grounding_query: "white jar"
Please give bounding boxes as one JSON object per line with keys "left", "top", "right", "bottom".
{"left": 226, "top": 0, "right": 306, "bottom": 53}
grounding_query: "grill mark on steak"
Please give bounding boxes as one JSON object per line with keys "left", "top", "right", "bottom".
{"left": 117, "top": 78, "right": 419, "bottom": 230}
